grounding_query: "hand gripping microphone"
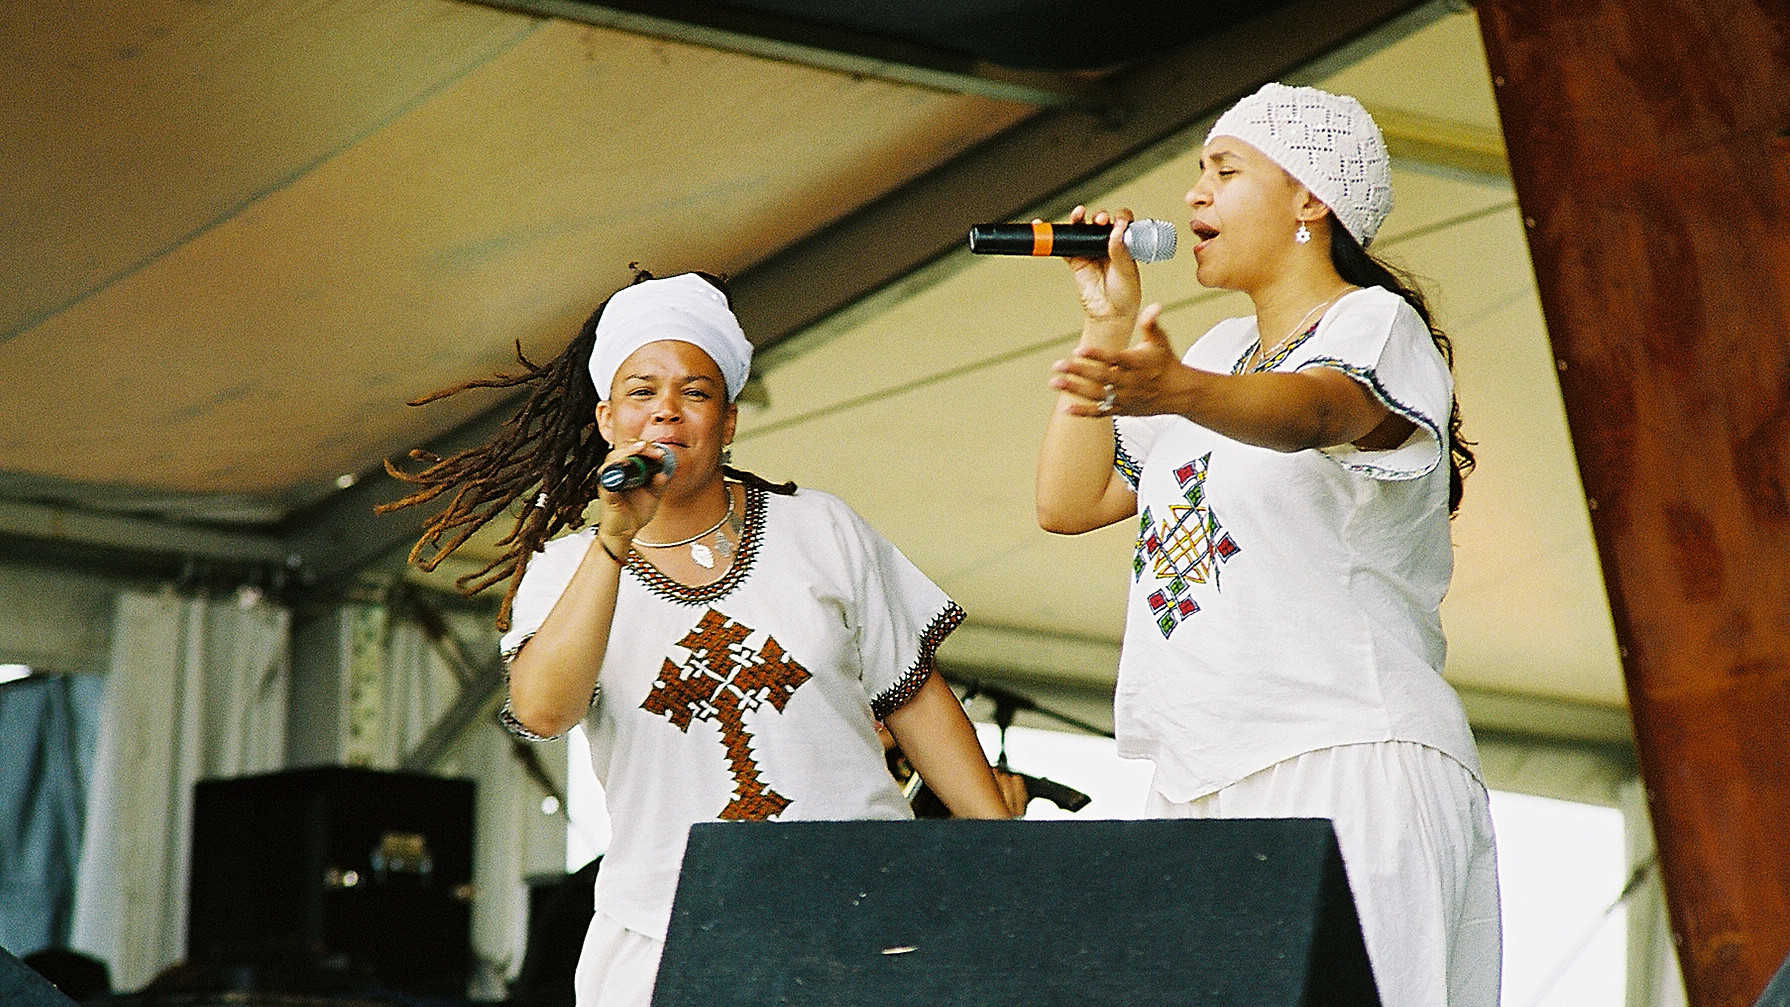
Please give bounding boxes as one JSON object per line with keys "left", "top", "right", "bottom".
{"left": 598, "top": 447, "right": 676, "bottom": 491}
{"left": 967, "top": 218, "right": 1177, "bottom": 263}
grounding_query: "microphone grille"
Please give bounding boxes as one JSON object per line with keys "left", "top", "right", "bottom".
{"left": 1124, "top": 219, "right": 1177, "bottom": 263}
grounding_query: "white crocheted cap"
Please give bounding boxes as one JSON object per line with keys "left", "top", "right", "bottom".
{"left": 589, "top": 273, "right": 752, "bottom": 402}
{"left": 1206, "top": 82, "right": 1393, "bottom": 247}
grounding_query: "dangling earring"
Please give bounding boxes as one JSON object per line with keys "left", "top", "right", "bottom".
{"left": 1294, "top": 221, "right": 1312, "bottom": 244}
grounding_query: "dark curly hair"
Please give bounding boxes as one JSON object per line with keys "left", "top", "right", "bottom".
{"left": 1329, "top": 227, "right": 1476, "bottom": 515}
{"left": 380, "top": 267, "right": 793, "bottom": 630}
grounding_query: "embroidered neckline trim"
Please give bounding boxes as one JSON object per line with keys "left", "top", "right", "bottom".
{"left": 1234, "top": 320, "right": 1321, "bottom": 375}
{"left": 626, "top": 483, "right": 766, "bottom": 604}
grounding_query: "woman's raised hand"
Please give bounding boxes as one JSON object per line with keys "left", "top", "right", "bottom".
{"left": 594, "top": 440, "right": 672, "bottom": 552}
{"left": 1037, "top": 208, "right": 1156, "bottom": 535}
{"left": 1051, "top": 302, "right": 1188, "bottom": 419}
{"left": 1060, "top": 205, "right": 1143, "bottom": 326}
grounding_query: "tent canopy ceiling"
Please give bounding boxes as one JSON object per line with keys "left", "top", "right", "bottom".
{"left": 530, "top": 0, "right": 1295, "bottom": 72}
{"left": 0, "top": 1, "right": 1628, "bottom": 734}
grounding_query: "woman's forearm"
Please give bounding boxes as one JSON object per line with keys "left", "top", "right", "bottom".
{"left": 505, "top": 534, "right": 628, "bottom": 738}
{"left": 1035, "top": 403, "right": 1129, "bottom": 534}
{"left": 1036, "top": 316, "right": 1141, "bottom": 534}
{"left": 1056, "top": 307, "right": 1395, "bottom": 457}
{"left": 1163, "top": 366, "right": 1392, "bottom": 454}
{"left": 883, "top": 672, "right": 1014, "bottom": 819}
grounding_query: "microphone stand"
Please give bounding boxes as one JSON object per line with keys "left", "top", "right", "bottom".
{"left": 947, "top": 674, "right": 1115, "bottom": 740}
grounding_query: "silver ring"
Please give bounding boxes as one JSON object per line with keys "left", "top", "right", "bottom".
{"left": 1099, "top": 387, "right": 1116, "bottom": 413}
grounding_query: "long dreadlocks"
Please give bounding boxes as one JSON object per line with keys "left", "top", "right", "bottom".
{"left": 380, "top": 267, "right": 792, "bottom": 630}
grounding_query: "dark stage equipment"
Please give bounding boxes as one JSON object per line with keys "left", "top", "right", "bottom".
{"left": 1, "top": 947, "right": 78, "bottom": 1007}
{"left": 187, "top": 766, "right": 474, "bottom": 997}
{"left": 653, "top": 817, "right": 1379, "bottom": 1006}
{"left": 511, "top": 860, "right": 601, "bottom": 1007}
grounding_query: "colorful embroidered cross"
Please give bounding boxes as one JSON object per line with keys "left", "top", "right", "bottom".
{"left": 641, "top": 608, "right": 812, "bottom": 820}
{"left": 1133, "top": 452, "right": 1241, "bottom": 639}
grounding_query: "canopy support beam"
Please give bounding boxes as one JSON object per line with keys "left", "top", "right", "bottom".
{"left": 1478, "top": 2, "right": 1790, "bottom": 1002}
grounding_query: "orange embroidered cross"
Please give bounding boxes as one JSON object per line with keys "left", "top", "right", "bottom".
{"left": 641, "top": 608, "right": 812, "bottom": 820}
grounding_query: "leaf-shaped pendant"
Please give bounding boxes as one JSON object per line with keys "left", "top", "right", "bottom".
{"left": 689, "top": 543, "right": 716, "bottom": 569}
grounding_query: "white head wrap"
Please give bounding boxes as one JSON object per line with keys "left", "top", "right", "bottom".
{"left": 589, "top": 273, "right": 753, "bottom": 401}
{"left": 1206, "top": 82, "right": 1393, "bottom": 247}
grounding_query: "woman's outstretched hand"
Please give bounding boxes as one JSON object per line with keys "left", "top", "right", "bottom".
{"left": 1051, "top": 302, "right": 1189, "bottom": 418}
{"left": 1060, "top": 205, "right": 1143, "bottom": 326}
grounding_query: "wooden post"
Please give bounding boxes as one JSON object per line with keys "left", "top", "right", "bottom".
{"left": 1475, "top": 2, "right": 1790, "bottom": 1002}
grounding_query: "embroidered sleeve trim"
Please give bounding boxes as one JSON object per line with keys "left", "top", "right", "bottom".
{"left": 499, "top": 699, "right": 560, "bottom": 741}
{"left": 1113, "top": 437, "right": 1144, "bottom": 491}
{"left": 1296, "top": 356, "right": 1444, "bottom": 480}
{"left": 627, "top": 483, "right": 766, "bottom": 606}
{"left": 497, "top": 640, "right": 600, "bottom": 742}
{"left": 871, "top": 602, "right": 966, "bottom": 720}
{"left": 501, "top": 634, "right": 533, "bottom": 668}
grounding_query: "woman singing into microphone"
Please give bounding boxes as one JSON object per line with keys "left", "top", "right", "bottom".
{"left": 1035, "top": 84, "right": 1500, "bottom": 1005}
{"left": 387, "top": 270, "right": 1016, "bottom": 1006}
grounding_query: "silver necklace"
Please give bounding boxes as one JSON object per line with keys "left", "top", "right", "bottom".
{"left": 633, "top": 488, "right": 735, "bottom": 569}
{"left": 1251, "top": 289, "right": 1351, "bottom": 371}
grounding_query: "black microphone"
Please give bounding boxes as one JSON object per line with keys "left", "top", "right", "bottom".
{"left": 967, "top": 219, "right": 1177, "bottom": 263}
{"left": 598, "top": 447, "right": 676, "bottom": 491}
{"left": 904, "top": 769, "right": 1092, "bottom": 816}
{"left": 1014, "top": 771, "right": 1093, "bottom": 812}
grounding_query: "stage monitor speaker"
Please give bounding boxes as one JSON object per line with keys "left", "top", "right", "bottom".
{"left": 188, "top": 766, "right": 474, "bottom": 996}
{"left": 0, "top": 948, "right": 78, "bottom": 1007}
{"left": 654, "top": 817, "right": 1379, "bottom": 1007}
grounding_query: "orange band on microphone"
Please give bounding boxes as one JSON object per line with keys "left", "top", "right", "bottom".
{"left": 1032, "top": 220, "right": 1053, "bottom": 256}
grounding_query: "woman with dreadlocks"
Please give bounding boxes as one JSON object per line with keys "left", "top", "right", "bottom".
{"left": 387, "top": 270, "right": 1015, "bottom": 1006}
{"left": 1033, "top": 84, "right": 1499, "bottom": 1005}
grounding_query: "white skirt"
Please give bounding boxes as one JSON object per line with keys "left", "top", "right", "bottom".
{"left": 574, "top": 910, "right": 664, "bottom": 1007}
{"left": 1147, "top": 740, "right": 1502, "bottom": 1007}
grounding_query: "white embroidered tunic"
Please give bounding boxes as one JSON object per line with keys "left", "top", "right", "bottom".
{"left": 501, "top": 485, "right": 961, "bottom": 941}
{"left": 1111, "top": 285, "right": 1480, "bottom": 803}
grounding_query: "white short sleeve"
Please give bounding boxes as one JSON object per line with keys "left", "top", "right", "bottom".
{"left": 499, "top": 529, "right": 594, "bottom": 660}
{"left": 1292, "top": 287, "right": 1454, "bottom": 480}
{"left": 821, "top": 496, "right": 964, "bottom": 719}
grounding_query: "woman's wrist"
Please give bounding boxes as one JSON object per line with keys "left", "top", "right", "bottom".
{"left": 596, "top": 528, "right": 632, "bottom": 564}
{"left": 1165, "top": 365, "right": 1216, "bottom": 424}
{"left": 1077, "top": 324, "right": 1133, "bottom": 358}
